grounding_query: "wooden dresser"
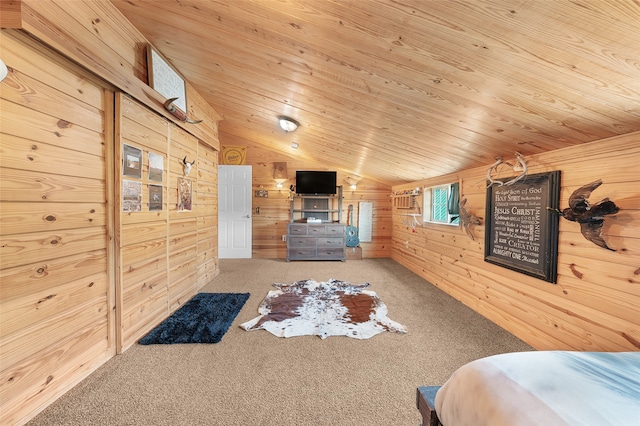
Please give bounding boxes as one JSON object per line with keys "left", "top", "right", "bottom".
{"left": 286, "top": 223, "right": 346, "bottom": 261}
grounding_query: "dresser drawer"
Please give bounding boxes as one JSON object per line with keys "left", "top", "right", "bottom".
{"left": 287, "top": 248, "right": 318, "bottom": 260}
{"left": 288, "top": 236, "right": 316, "bottom": 249}
{"left": 316, "top": 247, "right": 345, "bottom": 259}
{"left": 316, "top": 237, "right": 344, "bottom": 248}
{"left": 324, "top": 224, "right": 346, "bottom": 236}
{"left": 306, "top": 225, "right": 327, "bottom": 236}
{"left": 288, "top": 224, "right": 309, "bottom": 236}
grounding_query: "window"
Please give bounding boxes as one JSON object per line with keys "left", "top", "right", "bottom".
{"left": 423, "top": 182, "right": 460, "bottom": 225}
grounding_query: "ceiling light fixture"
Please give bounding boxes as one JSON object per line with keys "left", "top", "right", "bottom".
{"left": 279, "top": 116, "right": 299, "bottom": 133}
{"left": 345, "top": 177, "right": 360, "bottom": 189}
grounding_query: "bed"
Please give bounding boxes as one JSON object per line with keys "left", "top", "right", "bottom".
{"left": 417, "top": 351, "right": 640, "bottom": 426}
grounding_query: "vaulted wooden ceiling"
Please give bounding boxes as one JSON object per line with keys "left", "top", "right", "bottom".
{"left": 113, "top": 0, "right": 640, "bottom": 186}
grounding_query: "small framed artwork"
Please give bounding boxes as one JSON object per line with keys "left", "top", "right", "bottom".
{"left": 149, "top": 184, "right": 163, "bottom": 211}
{"left": 148, "top": 152, "right": 164, "bottom": 182}
{"left": 123, "top": 144, "right": 142, "bottom": 178}
{"left": 147, "top": 45, "right": 187, "bottom": 113}
{"left": 255, "top": 189, "right": 268, "bottom": 198}
{"left": 177, "top": 177, "right": 192, "bottom": 211}
{"left": 122, "top": 180, "right": 142, "bottom": 212}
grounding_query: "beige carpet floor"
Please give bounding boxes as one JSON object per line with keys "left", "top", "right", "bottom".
{"left": 27, "top": 258, "right": 533, "bottom": 426}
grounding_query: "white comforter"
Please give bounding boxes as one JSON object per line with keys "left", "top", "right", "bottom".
{"left": 435, "top": 351, "right": 640, "bottom": 426}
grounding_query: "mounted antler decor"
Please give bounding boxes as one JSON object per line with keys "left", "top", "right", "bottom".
{"left": 486, "top": 152, "right": 527, "bottom": 187}
{"left": 164, "top": 98, "right": 203, "bottom": 124}
{"left": 459, "top": 197, "right": 482, "bottom": 241}
{"left": 547, "top": 179, "right": 619, "bottom": 251}
{"left": 182, "top": 156, "right": 195, "bottom": 176}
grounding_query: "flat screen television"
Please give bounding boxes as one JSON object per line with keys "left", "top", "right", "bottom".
{"left": 295, "top": 171, "right": 337, "bottom": 195}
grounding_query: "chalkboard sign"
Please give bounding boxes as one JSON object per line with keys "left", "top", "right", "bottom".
{"left": 484, "top": 171, "right": 561, "bottom": 283}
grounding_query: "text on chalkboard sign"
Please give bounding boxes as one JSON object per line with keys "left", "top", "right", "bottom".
{"left": 484, "top": 171, "right": 561, "bottom": 283}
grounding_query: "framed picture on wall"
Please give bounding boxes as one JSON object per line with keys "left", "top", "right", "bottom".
{"left": 123, "top": 144, "right": 142, "bottom": 178}
{"left": 177, "top": 177, "right": 192, "bottom": 211}
{"left": 122, "top": 180, "right": 142, "bottom": 212}
{"left": 148, "top": 151, "right": 164, "bottom": 182}
{"left": 149, "top": 184, "right": 163, "bottom": 211}
{"left": 147, "top": 45, "right": 187, "bottom": 113}
{"left": 484, "top": 171, "right": 561, "bottom": 283}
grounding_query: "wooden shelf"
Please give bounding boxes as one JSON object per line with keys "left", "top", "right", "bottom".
{"left": 402, "top": 213, "right": 422, "bottom": 227}
{"left": 392, "top": 193, "right": 417, "bottom": 209}
{"left": 290, "top": 186, "right": 343, "bottom": 222}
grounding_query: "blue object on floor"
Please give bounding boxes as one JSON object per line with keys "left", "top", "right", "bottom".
{"left": 417, "top": 386, "right": 442, "bottom": 426}
{"left": 139, "top": 293, "right": 250, "bottom": 344}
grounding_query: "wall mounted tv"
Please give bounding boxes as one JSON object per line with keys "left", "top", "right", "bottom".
{"left": 295, "top": 171, "right": 337, "bottom": 195}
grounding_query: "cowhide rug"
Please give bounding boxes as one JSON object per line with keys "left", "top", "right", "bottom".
{"left": 240, "top": 279, "right": 407, "bottom": 339}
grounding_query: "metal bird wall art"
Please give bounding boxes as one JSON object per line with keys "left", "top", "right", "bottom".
{"left": 459, "top": 197, "right": 483, "bottom": 241}
{"left": 548, "top": 179, "right": 619, "bottom": 251}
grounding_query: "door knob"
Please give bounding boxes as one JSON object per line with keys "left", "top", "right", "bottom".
{"left": 245, "top": 215, "right": 251, "bottom": 218}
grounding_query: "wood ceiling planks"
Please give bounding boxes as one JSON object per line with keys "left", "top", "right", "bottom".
{"left": 113, "top": 0, "right": 640, "bottom": 185}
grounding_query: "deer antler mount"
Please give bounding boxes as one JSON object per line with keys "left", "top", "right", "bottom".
{"left": 486, "top": 152, "right": 527, "bottom": 188}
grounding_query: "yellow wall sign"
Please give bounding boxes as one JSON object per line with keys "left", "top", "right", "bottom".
{"left": 221, "top": 146, "right": 246, "bottom": 165}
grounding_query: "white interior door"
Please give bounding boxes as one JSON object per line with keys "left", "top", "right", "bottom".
{"left": 218, "top": 165, "right": 252, "bottom": 258}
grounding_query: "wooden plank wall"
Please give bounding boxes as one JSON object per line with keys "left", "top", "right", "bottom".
{"left": 391, "top": 133, "right": 640, "bottom": 352}
{"left": 117, "top": 95, "right": 219, "bottom": 352}
{"left": 223, "top": 141, "right": 393, "bottom": 259}
{"left": 117, "top": 94, "right": 170, "bottom": 351}
{"left": 195, "top": 141, "right": 219, "bottom": 288}
{"left": 167, "top": 125, "right": 199, "bottom": 314}
{"left": 4, "top": 0, "right": 221, "bottom": 147}
{"left": 0, "top": 30, "right": 115, "bottom": 425}
{"left": 1, "top": 2, "right": 223, "bottom": 421}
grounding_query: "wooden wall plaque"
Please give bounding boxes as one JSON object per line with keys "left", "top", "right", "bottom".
{"left": 484, "top": 171, "right": 561, "bottom": 283}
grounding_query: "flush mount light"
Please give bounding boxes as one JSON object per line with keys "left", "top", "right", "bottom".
{"left": 279, "top": 116, "right": 299, "bottom": 133}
